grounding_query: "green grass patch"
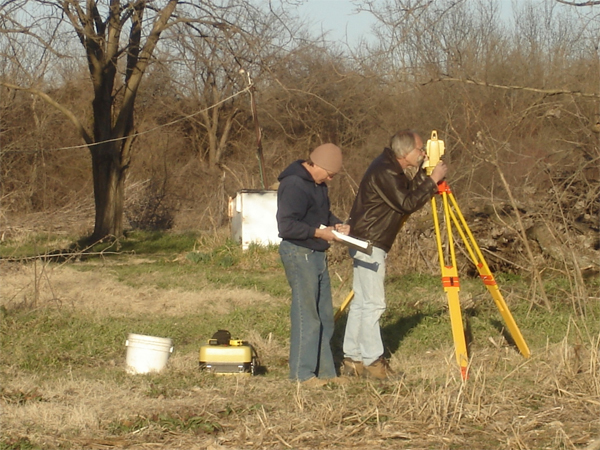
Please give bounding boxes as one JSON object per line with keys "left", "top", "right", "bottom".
{"left": 0, "top": 300, "right": 290, "bottom": 376}
{"left": 378, "top": 272, "right": 600, "bottom": 357}
{"left": 108, "top": 411, "right": 223, "bottom": 435}
{"left": 73, "top": 257, "right": 289, "bottom": 298}
{"left": 82, "top": 230, "right": 201, "bottom": 256}
{"left": 70, "top": 237, "right": 288, "bottom": 297}
{"left": 0, "top": 230, "right": 201, "bottom": 260}
{"left": 0, "top": 435, "right": 40, "bottom": 450}
{"left": 0, "top": 232, "right": 76, "bottom": 259}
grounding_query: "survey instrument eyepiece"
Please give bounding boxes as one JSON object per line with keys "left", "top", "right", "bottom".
{"left": 422, "top": 130, "right": 445, "bottom": 175}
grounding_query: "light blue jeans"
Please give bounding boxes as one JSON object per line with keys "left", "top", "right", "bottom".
{"left": 279, "top": 240, "right": 336, "bottom": 381}
{"left": 343, "top": 247, "right": 387, "bottom": 366}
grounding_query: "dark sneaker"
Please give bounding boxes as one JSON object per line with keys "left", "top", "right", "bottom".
{"left": 363, "top": 356, "right": 399, "bottom": 380}
{"left": 342, "top": 358, "right": 364, "bottom": 377}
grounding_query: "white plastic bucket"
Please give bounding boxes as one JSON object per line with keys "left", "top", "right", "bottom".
{"left": 125, "top": 333, "right": 173, "bottom": 374}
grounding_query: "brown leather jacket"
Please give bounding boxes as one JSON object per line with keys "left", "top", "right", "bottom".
{"left": 348, "top": 147, "right": 438, "bottom": 253}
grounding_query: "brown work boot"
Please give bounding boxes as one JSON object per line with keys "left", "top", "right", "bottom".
{"left": 300, "top": 377, "right": 327, "bottom": 388}
{"left": 326, "top": 376, "right": 351, "bottom": 385}
{"left": 363, "top": 356, "right": 398, "bottom": 380}
{"left": 342, "top": 358, "right": 364, "bottom": 377}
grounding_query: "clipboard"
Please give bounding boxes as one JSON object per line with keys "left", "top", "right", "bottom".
{"left": 320, "top": 225, "right": 372, "bottom": 255}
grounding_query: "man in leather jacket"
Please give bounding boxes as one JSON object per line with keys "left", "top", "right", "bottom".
{"left": 342, "top": 130, "right": 447, "bottom": 379}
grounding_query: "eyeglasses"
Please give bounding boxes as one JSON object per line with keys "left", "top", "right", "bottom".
{"left": 316, "top": 164, "right": 337, "bottom": 178}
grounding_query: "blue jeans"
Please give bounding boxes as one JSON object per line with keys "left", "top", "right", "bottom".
{"left": 279, "top": 240, "right": 336, "bottom": 381}
{"left": 343, "top": 247, "right": 387, "bottom": 366}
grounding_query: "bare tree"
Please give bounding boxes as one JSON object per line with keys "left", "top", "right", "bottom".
{"left": 164, "top": 6, "right": 286, "bottom": 169}
{"left": 0, "top": 0, "right": 293, "bottom": 240}
{"left": 1, "top": 0, "right": 182, "bottom": 240}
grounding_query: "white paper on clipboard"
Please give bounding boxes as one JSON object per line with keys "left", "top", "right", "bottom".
{"left": 320, "top": 225, "right": 372, "bottom": 255}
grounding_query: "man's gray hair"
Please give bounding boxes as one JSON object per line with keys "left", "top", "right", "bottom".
{"left": 389, "top": 130, "right": 419, "bottom": 158}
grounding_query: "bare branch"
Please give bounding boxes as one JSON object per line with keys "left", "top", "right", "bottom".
{"left": 425, "top": 76, "right": 600, "bottom": 99}
{"left": 270, "top": 80, "right": 353, "bottom": 122}
{"left": 555, "top": 0, "right": 600, "bottom": 6}
{"left": 113, "top": 0, "right": 178, "bottom": 139}
{"left": 0, "top": 26, "right": 66, "bottom": 57}
{"left": 0, "top": 81, "right": 92, "bottom": 144}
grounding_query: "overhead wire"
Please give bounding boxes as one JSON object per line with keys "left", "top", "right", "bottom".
{"left": 2, "top": 85, "right": 253, "bottom": 154}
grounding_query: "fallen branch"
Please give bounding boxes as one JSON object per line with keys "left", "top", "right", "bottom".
{"left": 1, "top": 251, "right": 134, "bottom": 263}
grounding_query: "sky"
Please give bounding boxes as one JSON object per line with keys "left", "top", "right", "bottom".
{"left": 296, "top": 0, "right": 516, "bottom": 46}
{"left": 296, "top": 0, "right": 375, "bottom": 45}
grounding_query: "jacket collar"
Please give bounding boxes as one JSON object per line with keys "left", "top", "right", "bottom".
{"left": 383, "top": 147, "right": 404, "bottom": 172}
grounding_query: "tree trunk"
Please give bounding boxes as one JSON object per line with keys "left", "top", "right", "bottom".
{"left": 90, "top": 143, "right": 126, "bottom": 240}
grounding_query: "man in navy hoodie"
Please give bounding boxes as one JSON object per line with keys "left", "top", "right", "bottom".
{"left": 276, "top": 143, "right": 349, "bottom": 387}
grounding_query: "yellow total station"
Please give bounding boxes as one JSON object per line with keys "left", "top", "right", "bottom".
{"left": 422, "top": 130, "right": 445, "bottom": 175}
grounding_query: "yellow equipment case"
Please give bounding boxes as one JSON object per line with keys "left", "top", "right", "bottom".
{"left": 199, "top": 330, "right": 258, "bottom": 375}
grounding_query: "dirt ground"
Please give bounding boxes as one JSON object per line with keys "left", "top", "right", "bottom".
{"left": 0, "top": 261, "right": 284, "bottom": 317}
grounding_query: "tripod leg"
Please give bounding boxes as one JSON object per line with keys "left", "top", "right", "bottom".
{"left": 446, "top": 282, "right": 469, "bottom": 379}
{"left": 334, "top": 291, "right": 354, "bottom": 322}
{"left": 446, "top": 191, "right": 531, "bottom": 358}
{"left": 432, "top": 196, "right": 469, "bottom": 379}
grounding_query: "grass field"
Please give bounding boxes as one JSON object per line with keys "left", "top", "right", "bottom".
{"left": 1, "top": 230, "right": 599, "bottom": 450}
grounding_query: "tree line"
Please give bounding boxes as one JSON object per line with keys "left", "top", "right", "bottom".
{"left": 1, "top": 0, "right": 598, "bottom": 261}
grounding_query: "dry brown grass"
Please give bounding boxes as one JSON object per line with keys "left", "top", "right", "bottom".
{"left": 2, "top": 260, "right": 599, "bottom": 450}
{"left": 2, "top": 345, "right": 599, "bottom": 449}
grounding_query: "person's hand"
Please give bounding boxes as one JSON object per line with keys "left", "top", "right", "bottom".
{"left": 315, "top": 226, "right": 336, "bottom": 242}
{"left": 335, "top": 223, "right": 350, "bottom": 236}
{"left": 430, "top": 161, "right": 447, "bottom": 184}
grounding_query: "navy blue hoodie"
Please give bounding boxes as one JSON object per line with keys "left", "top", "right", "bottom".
{"left": 276, "top": 160, "right": 341, "bottom": 251}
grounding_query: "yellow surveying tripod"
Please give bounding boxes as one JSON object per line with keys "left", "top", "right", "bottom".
{"left": 424, "top": 131, "right": 530, "bottom": 379}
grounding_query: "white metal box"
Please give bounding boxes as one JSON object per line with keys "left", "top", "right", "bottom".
{"left": 228, "top": 189, "right": 280, "bottom": 250}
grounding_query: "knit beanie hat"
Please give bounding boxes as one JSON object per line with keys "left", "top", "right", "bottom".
{"left": 310, "top": 143, "right": 343, "bottom": 173}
